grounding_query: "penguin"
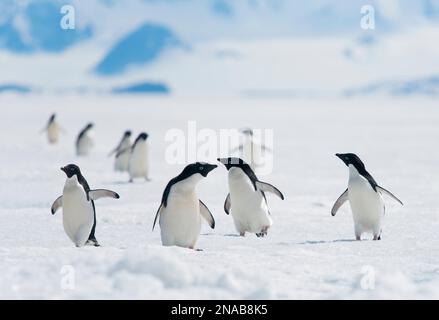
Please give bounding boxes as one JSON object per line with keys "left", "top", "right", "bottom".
{"left": 232, "top": 128, "right": 271, "bottom": 171}
{"left": 109, "top": 130, "right": 132, "bottom": 172}
{"left": 76, "top": 123, "right": 94, "bottom": 156}
{"left": 152, "top": 162, "right": 217, "bottom": 249}
{"left": 217, "top": 157, "right": 284, "bottom": 237}
{"left": 51, "top": 164, "right": 120, "bottom": 247}
{"left": 332, "top": 153, "right": 403, "bottom": 240}
{"left": 41, "top": 113, "right": 61, "bottom": 144}
{"left": 128, "top": 132, "right": 149, "bottom": 182}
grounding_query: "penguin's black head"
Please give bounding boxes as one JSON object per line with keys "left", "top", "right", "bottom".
{"left": 241, "top": 128, "right": 253, "bottom": 136}
{"left": 139, "top": 132, "right": 148, "bottom": 140}
{"left": 124, "top": 130, "right": 132, "bottom": 137}
{"left": 134, "top": 132, "right": 148, "bottom": 143}
{"left": 49, "top": 113, "right": 56, "bottom": 122}
{"left": 61, "top": 164, "right": 81, "bottom": 178}
{"left": 336, "top": 153, "right": 366, "bottom": 170}
{"left": 181, "top": 162, "right": 217, "bottom": 178}
{"left": 217, "top": 157, "right": 250, "bottom": 171}
{"left": 85, "top": 123, "right": 94, "bottom": 130}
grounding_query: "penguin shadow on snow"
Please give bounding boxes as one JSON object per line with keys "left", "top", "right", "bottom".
{"left": 107, "top": 179, "right": 151, "bottom": 185}
{"left": 294, "top": 239, "right": 361, "bottom": 245}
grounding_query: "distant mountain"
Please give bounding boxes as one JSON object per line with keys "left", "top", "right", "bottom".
{"left": 0, "top": 84, "right": 32, "bottom": 94}
{"left": 345, "top": 76, "right": 439, "bottom": 97}
{"left": 112, "top": 81, "right": 170, "bottom": 94}
{"left": 1, "top": 0, "right": 439, "bottom": 95}
{"left": 95, "top": 23, "right": 182, "bottom": 76}
{"left": 0, "top": 1, "right": 92, "bottom": 53}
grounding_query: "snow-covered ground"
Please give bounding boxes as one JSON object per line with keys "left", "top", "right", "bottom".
{"left": 0, "top": 94, "right": 438, "bottom": 299}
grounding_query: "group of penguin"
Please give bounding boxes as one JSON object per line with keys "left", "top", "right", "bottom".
{"left": 43, "top": 113, "right": 403, "bottom": 250}
{"left": 42, "top": 114, "right": 149, "bottom": 182}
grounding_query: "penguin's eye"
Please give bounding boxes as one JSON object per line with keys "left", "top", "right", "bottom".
{"left": 199, "top": 166, "right": 204, "bottom": 171}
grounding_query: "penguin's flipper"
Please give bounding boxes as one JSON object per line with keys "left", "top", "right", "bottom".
{"left": 51, "top": 196, "right": 63, "bottom": 215}
{"left": 260, "top": 144, "right": 273, "bottom": 153}
{"left": 152, "top": 204, "right": 162, "bottom": 231}
{"left": 199, "top": 200, "right": 215, "bottom": 229}
{"left": 377, "top": 186, "right": 403, "bottom": 206}
{"left": 224, "top": 193, "right": 231, "bottom": 215}
{"left": 108, "top": 148, "right": 118, "bottom": 157}
{"left": 115, "top": 147, "right": 131, "bottom": 158}
{"left": 88, "top": 189, "right": 120, "bottom": 201}
{"left": 255, "top": 181, "right": 284, "bottom": 200}
{"left": 331, "top": 189, "right": 348, "bottom": 216}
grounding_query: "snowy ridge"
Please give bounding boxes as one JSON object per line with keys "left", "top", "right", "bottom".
{"left": 0, "top": 247, "right": 276, "bottom": 299}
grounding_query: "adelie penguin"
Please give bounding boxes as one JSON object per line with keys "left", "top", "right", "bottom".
{"left": 109, "top": 130, "right": 132, "bottom": 172}
{"left": 332, "top": 153, "right": 403, "bottom": 241}
{"left": 153, "top": 162, "right": 217, "bottom": 249}
{"left": 51, "top": 164, "right": 120, "bottom": 247}
{"left": 41, "top": 113, "right": 61, "bottom": 144}
{"left": 217, "top": 157, "right": 284, "bottom": 237}
{"left": 128, "top": 132, "right": 149, "bottom": 182}
{"left": 76, "top": 123, "right": 95, "bottom": 156}
{"left": 232, "top": 128, "right": 271, "bottom": 172}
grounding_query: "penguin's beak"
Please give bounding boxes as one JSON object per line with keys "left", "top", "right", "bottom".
{"left": 204, "top": 164, "right": 217, "bottom": 176}
{"left": 199, "top": 163, "right": 217, "bottom": 177}
{"left": 60, "top": 166, "right": 66, "bottom": 173}
{"left": 335, "top": 153, "right": 348, "bottom": 166}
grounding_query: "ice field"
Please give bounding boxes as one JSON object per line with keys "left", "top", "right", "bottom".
{"left": 0, "top": 94, "right": 438, "bottom": 299}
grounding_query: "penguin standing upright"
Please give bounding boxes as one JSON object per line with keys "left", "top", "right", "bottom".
{"left": 76, "top": 123, "right": 94, "bottom": 156}
{"left": 51, "top": 164, "right": 120, "bottom": 247}
{"left": 128, "top": 132, "right": 149, "bottom": 182}
{"left": 332, "top": 153, "right": 403, "bottom": 240}
{"left": 153, "top": 162, "right": 217, "bottom": 249}
{"left": 232, "top": 128, "right": 271, "bottom": 171}
{"left": 109, "top": 130, "right": 132, "bottom": 172}
{"left": 217, "top": 157, "right": 284, "bottom": 237}
{"left": 42, "top": 113, "right": 61, "bottom": 144}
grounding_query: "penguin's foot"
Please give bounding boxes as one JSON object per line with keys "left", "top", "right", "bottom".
{"left": 239, "top": 232, "right": 245, "bottom": 237}
{"left": 355, "top": 235, "right": 361, "bottom": 241}
{"left": 256, "top": 226, "right": 269, "bottom": 238}
{"left": 373, "top": 235, "right": 381, "bottom": 241}
{"left": 85, "top": 239, "right": 100, "bottom": 247}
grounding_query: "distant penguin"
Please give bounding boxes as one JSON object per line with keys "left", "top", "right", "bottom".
{"left": 109, "top": 130, "right": 132, "bottom": 172}
{"left": 42, "top": 113, "right": 61, "bottom": 144}
{"left": 76, "top": 123, "right": 94, "bottom": 156}
{"left": 152, "top": 162, "right": 217, "bottom": 249}
{"left": 232, "top": 128, "right": 271, "bottom": 171}
{"left": 128, "top": 132, "right": 149, "bottom": 182}
{"left": 51, "top": 164, "right": 120, "bottom": 247}
{"left": 332, "top": 153, "right": 403, "bottom": 240}
{"left": 217, "top": 157, "right": 284, "bottom": 237}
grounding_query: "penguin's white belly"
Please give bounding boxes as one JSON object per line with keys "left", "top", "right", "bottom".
{"left": 129, "top": 144, "right": 148, "bottom": 178}
{"left": 348, "top": 177, "right": 383, "bottom": 232}
{"left": 159, "top": 193, "right": 201, "bottom": 248}
{"left": 229, "top": 181, "right": 272, "bottom": 234}
{"left": 77, "top": 134, "right": 94, "bottom": 156}
{"left": 47, "top": 123, "right": 60, "bottom": 144}
{"left": 115, "top": 149, "right": 130, "bottom": 172}
{"left": 62, "top": 187, "right": 94, "bottom": 247}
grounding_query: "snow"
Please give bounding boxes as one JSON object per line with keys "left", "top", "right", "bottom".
{"left": 0, "top": 93, "right": 438, "bottom": 299}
